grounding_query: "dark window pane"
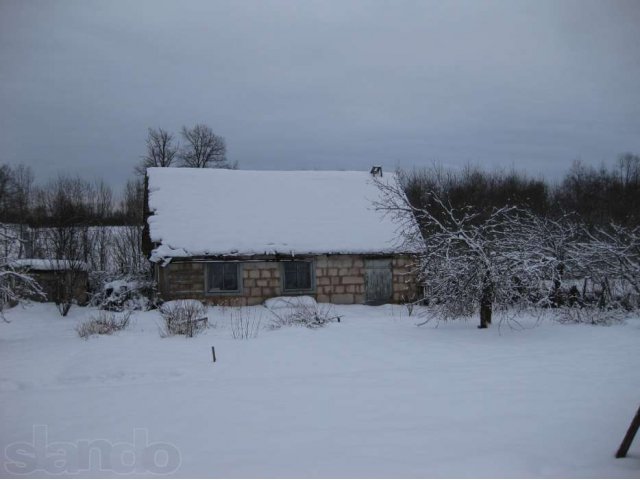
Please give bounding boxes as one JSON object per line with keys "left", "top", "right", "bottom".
{"left": 283, "top": 261, "right": 312, "bottom": 291}
{"left": 297, "top": 262, "right": 311, "bottom": 289}
{"left": 223, "top": 264, "right": 238, "bottom": 290}
{"left": 208, "top": 263, "right": 238, "bottom": 291}
{"left": 284, "top": 262, "right": 297, "bottom": 290}
{"left": 209, "top": 263, "right": 224, "bottom": 290}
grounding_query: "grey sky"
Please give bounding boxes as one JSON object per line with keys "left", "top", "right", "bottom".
{"left": 1, "top": 0, "right": 639, "bottom": 188}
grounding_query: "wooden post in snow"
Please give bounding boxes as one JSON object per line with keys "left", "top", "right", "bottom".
{"left": 616, "top": 405, "right": 640, "bottom": 458}
{"left": 211, "top": 346, "right": 216, "bottom": 363}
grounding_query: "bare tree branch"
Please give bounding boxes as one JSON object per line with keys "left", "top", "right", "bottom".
{"left": 178, "top": 124, "right": 231, "bottom": 168}
{"left": 135, "top": 128, "right": 179, "bottom": 176}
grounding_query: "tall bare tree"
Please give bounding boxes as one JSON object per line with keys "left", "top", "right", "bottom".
{"left": 87, "top": 180, "right": 114, "bottom": 272}
{"left": 113, "top": 179, "right": 148, "bottom": 275}
{"left": 179, "top": 124, "right": 231, "bottom": 168}
{"left": 32, "top": 176, "right": 91, "bottom": 316}
{"left": 0, "top": 165, "right": 13, "bottom": 220}
{"left": 135, "top": 128, "right": 179, "bottom": 176}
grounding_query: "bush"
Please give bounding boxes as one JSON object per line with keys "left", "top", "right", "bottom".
{"left": 230, "top": 309, "right": 262, "bottom": 339}
{"left": 90, "top": 274, "right": 159, "bottom": 312}
{"left": 159, "top": 299, "right": 208, "bottom": 337}
{"left": 265, "top": 296, "right": 338, "bottom": 329}
{"left": 76, "top": 311, "right": 131, "bottom": 339}
{"left": 555, "top": 306, "right": 628, "bottom": 326}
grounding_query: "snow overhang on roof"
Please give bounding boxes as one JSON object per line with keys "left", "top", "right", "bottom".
{"left": 147, "top": 168, "right": 417, "bottom": 263}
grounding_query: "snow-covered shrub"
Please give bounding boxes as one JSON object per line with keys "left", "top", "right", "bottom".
{"left": 265, "top": 296, "right": 338, "bottom": 329}
{"left": 76, "top": 311, "right": 131, "bottom": 339}
{"left": 230, "top": 309, "right": 262, "bottom": 339}
{"left": 159, "top": 299, "right": 208, "bottom": 337}
{"left": 555, "top": 306, "right": 628, "bottom": 326}
{"left": 91, "top": 275, "right": 159, "bottom": 312}
{"left": 0, "top": 267, "right": 44, "bottom": 321}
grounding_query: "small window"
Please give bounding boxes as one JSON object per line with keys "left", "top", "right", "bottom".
{"left": 207, "top": 263, "right": 240, "bottom": 292}
{"left": 283, "top": 261, "right": 313, "bottom": 291}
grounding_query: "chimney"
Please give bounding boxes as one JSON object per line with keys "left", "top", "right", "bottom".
{"left": 370, "top": 165, "right": 383, "bottom": 177}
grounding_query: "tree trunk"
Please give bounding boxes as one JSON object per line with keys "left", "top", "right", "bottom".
{"left": 479, "top": 299, "right": 492, "bottom": 328}
{"left": 479, "top": 279, "right": 493, "bottom": 329}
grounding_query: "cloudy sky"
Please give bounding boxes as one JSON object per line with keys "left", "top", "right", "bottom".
{"left": 1, "top": 0, "right": 639, "bottom": 187}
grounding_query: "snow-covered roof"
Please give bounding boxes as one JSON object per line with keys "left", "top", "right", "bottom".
{"left": 147, "top": 168, "right": 411, "bottom": 262}
{"left": 7, "top": 259, "right": 88, "bottom": 271}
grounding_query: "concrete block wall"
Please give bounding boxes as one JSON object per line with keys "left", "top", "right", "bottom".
{"left": 158, "top": 260, "right": 281, "bottom": 306}
{"left": 315, "top": 255, "right": 365, "bottom": 304}
{"left": 240, "top": 262, "right": 281, "bottom": 306}
{"left": 390, "top": 255, "right": 419, "bottom": 303}
{"left": 157, "top": 254, "right": 418, "bottom": 305}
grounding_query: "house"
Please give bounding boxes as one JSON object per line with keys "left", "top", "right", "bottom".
{"left": 144, "top": 167, "right": 419, "bottom": 306}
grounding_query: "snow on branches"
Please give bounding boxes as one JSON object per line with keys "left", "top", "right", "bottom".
{"left": 0, "top": 229, "right": 44, "bottom": 321}
{"left": 374, "top": 173, "right": 605, "bottom": 328}
{"left": 573, "top": 224, "right": 640, "bottom": 308}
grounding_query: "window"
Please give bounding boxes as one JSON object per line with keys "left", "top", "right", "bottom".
{"left": 206, "top": 263, "right": 240, "bottom": 292}
{"left": 283, "top": 261, "right": 313, "bottom": 292}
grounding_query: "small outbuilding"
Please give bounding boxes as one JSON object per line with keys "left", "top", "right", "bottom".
{"left": 144, "top": 167, "right": 419, "bottom": 305}
{"left": 7, "top": 258, "right": 89, "bottom": 305}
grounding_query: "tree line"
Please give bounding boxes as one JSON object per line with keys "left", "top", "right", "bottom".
{"left": 402, "top": 153, "right": 640, "bottom": 228}
{"left": 378, "top": 153, "right": 640, "bottom": 329}
{"left": 0, "top": 165, "right": 142, "bottom": 227}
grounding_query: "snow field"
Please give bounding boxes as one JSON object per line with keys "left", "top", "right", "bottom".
{"left": 1, "top": 303, "right": 639, "bottom": 477}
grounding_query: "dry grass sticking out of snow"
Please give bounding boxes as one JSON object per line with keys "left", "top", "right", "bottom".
{"left": 75, "top": 310, "right": 131, "bottom": 339}
{"left": 0, "top": 302, "right": 639, "bottom": 478}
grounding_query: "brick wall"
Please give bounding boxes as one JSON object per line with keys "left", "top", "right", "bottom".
{"left": 157, "top": 254, "right": 418, "bottom": 305}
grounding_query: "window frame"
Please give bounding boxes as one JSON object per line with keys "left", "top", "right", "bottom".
{"left": 281, "top": 259, "right": 316, "bottom": 293}
{"left": 205, "top": 262, "right": 242, "bottom": 295}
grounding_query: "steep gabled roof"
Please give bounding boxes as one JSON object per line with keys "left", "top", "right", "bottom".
{"left": 147, "top": 168, "right": 408, "bottom": 262}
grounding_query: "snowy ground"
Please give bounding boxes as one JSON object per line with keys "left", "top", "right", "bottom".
{"left": 1, "top": 303, "right": 639, "bottom": 478}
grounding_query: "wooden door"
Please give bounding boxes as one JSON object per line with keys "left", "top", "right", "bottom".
{"left": 364, "top": 258, "right": 392, "bottom": 305}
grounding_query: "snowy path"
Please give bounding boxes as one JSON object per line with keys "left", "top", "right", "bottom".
{"left": 1, "top": 303, "right": 639, "bottom": 477}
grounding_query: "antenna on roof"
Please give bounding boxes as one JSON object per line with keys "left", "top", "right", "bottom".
{"left": 370, "top": 166, "right": 383, "bottom": 177}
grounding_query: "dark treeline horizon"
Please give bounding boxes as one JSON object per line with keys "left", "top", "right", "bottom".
{"left": 401, "top": 153, "right": 640, "bottom": 228}
{"left": 0, "top": 166, "right": 143, "bottom": 227}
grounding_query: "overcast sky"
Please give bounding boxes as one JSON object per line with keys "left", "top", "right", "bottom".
{"left": 1, "top": 0, "right": 639, "bottom": 188}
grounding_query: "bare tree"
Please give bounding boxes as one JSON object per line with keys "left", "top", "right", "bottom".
{"left": 32, "top": 176, "right": 91, "bottom": 316}
{"left": 11, "top": 165, "right": 34, "bottom": 257}
{"left": 514, "top": 213, "right": 581, "bottom": 307}
{"left": 0, "top": 230, "right": 44, "bottom": 321}
{"left": 0, "top": 165, "right": 13, "bottom": 220}
{"left": 135, "top": 128, "right": 179, "bottom": 176}
{"left": 574, "top": 223, "right": 640, "bottom": 308}
{"left": 113, "top": 179, "right": 148, "bottom": 275}
{"left": 88, "top": 180, "right": 114, "bottom": 272}
{"left": 179, "top": 124, "right": 232, "bottom": 168}
{"left": 375, "top": 172, "right": 554, "bottom": 329}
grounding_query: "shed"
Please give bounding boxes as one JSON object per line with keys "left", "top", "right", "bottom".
{"left": 7, "top": 259, "right": 89, "bottom": 305}
{"left": 145, "top": 167, "right": 418, "bottom": 305}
